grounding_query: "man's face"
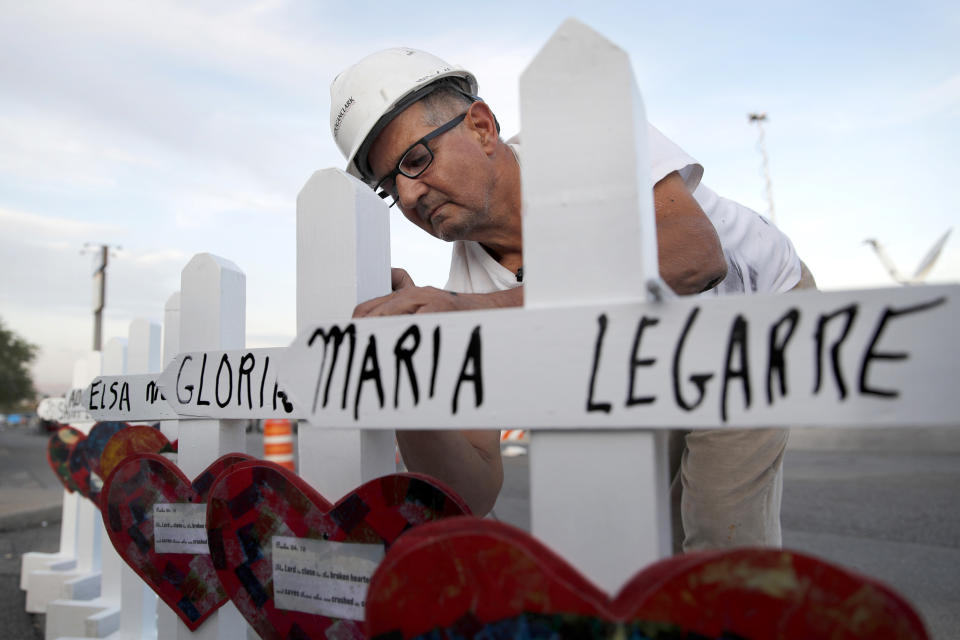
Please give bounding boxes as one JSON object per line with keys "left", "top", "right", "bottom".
{"left": 367, "top": 101, "right": 496, "bottom": 243}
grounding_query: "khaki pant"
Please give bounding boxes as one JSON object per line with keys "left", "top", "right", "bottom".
{"left": 669, "top": 428, "right": 789, "bottom": 553}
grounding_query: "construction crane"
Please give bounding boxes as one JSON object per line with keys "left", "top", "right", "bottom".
{"left": 863, "top": 228, "right": 952, "bottom": 285}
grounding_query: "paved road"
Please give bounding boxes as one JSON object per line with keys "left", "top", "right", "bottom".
{"left": 0, "top": 426, "right": 65, "bottom": 640}
{"left": 0, "top": 427, "right": 64, "bottom": 530}
{"left": 781, "top": 427, "right": 960, "bottom": 636}
{"left": 3, "top": 425, "right": 958, "bottom": 638}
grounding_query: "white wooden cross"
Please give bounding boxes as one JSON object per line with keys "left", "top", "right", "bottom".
{"left": 22, "top": 352, "right": 99, "bottom": 615}
{"left": 158, "top": 254, "right": 250, "bottom": 640}
{"left": 278, "top": 19, "right": 960, "bottom": 595}
{"left": 44, "top": 340, "right": 124, "bottom": 638}
{"left": 114, "top": 318, "right": 163, "bottom": 639}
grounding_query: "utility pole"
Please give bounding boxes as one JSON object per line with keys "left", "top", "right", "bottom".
{"left": 81, "top": 243, "right": 120, "bottom": 351}
{"left": 748, "top": 112, "right": 775, "bottom": 224}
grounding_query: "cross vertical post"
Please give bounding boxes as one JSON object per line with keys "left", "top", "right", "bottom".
{"left": 159, "top": 292, "right": 181, "bottom": 444}
{"left": 156, "top": 292, "right": 180, "bottom": 634}
{"left": 117, "top": 319, "right": 162, "bottom": 639}
{"left": 520, "top": 18, "right": 672, "bottom": 593}
{"left": 158, "top": 254, "right": 248, "bottom": 639}
{"left": 294, "top": 169, "right": 395, "bottom": 499}
{"left": 23, "top": 352, "right": 100, "bottom": 615}
{"left": 43, "top": 346, "right": 119, "bottom": 636}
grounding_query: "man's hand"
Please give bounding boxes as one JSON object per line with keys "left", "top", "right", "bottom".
{"left": 353, "top": 268, "right": 523, "bottom": 317}
{"left": 352, "top": 267, "right": 507, "bottom": 516}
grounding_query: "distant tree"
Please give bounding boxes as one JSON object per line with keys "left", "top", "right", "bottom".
{"left": 0, "top": 318, "right": 38, "bottom": 412}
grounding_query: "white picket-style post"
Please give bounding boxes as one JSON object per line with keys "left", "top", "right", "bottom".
{"left": 115, "top": 319, "right": 162, "bottom": 639}
{"left": 98, "top": 339, "right": 129, "bottom": 611}
{"left": 155, "top": 293, "right": 181, "bottom": 636}
{"left": 129, "top": 318, "right": 162, "bottom": 380}
{"left": 294, "top": 169, "right": 395, "bottom": 499}
{"left": 521, "top": 19, "right": 672, "bottom": 592}
{"left": 23, "top": 352, "right": 100, "bottom": 614}
{"left": 157, "top": 254, "right": 248, "bottom": 639}
{"left": 159, "top": 293, "right": 181, "bottom": 445}
{"left": 43, "top": 341, "right": 123, "bottom": 639}
{"left": 85, "top": 337, "right": 129, "bottom": 636}
{"left": 70, "top": 350, "right": 106, "bottom": 597}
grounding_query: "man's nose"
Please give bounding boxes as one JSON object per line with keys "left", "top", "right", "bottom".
{"left": 395, "top": 173, "right": 427, "bottom": 210}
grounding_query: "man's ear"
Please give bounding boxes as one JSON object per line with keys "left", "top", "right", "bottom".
{"left": 466, "top": 101, "right": 499, "bottom": 152}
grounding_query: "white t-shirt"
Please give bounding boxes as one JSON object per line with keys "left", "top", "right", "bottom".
{"left": 444, "top": 124, "right": 801, "bottom": 296}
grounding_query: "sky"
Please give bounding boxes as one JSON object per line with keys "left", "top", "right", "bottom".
{"left": 1, "top": 0, "right": 957, "bottom": 396}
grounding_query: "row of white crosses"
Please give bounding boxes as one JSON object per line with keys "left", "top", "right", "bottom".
{"left": 23, "top": 19, "right": 958, "bottom": 640}
{"left": 27, "top": 324, "right": 164, "bottom": 639}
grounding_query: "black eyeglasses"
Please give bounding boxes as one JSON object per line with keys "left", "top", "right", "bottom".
{"left": 372, "top": 112, "right": 467, "bottom": 208}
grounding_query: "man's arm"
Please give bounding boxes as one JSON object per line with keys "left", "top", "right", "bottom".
{"left": 355, "top": 172, "right": 724, "bottom": 317}
{"left": 653, "top": 171, "right": 727, "bottom": 294}
{"left": 354, "top": 269, "right": 522, "bottom": 316}
{"left": 396, "top": 429, "right": 503, "bottom": 516}
{"left": 791, "top": 260, "right": 818, "bottom": 290}
{"left": 354, "top": 269, "right": 505, "bottom": 516}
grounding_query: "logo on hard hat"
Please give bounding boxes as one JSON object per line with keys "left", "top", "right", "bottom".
{"left": 415, "top": 66, "right": 452, "bottom": 85}
{"left": 333, "top": 97, "right": 356, "bottom": 140}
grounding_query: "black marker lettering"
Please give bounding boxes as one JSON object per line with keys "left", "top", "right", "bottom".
{"left": 813, "top": 304, "right": 858, "bottom": 400}
{"left": 672, "top": 307, "right": 713, "bottom": 411}
{"left": 119, "top": 382, "right": 130, "bottom": 412}
{"left": 452, "top": 326, "right": 483, "bottom": 414}
{"left": 627, "top": 316, "right": 658, "bottom": 406}
{"left": 586, "top": 314, "right": 612, "bottom": 413}
{"left": 238, "top": 353, "right": 255, "bottom": 409}
{"left": 429, "top": 326, "right": 440, "bottom": 399}
{"left": 720, "top": 315, "right": 751, "bottom": 422}
{"left": 766, "top": 308, "right": 799, "bottom": 405}
{"left": 260, "top": 356, "right": 269, "bottom": 409}
{"left": 89, "top": 380, "right": 101, "bottom": 410}
{"left": 354, "top": 336, "right": 384, "bottom": 420}
{"left": 859, "top": 297, "right": 946, "bottom": 398}
{"left": 196, "top": 354, "right": 210, "bottom": 406}
{"left": 109, "top": 380, "right": 119, "bottom": 409}
{"left": 308, "top": 325, "right": 357, "bottom": 412}
{"left": 215, "top": 354, "right": 232, "bottom": 408}
{"left": 394, "top": 325, "right": 421, "bottom": 408}
{"left": 278, "top": 391, "right": 293, "bottom": 414}
{"left": 176, "top": 356, "right": 194, "bottom": 404}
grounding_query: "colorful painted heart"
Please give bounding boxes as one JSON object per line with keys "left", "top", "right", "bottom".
{"left": 67, "top": 421, "right": 129, "bottom": 503}
{"left": 365, "top": 518, "right": 929, "bottom": 639}
{"left": 100, "top": 425, "right": 176, "bottom": 483}
{"left": 46, "top": 426, "right": 85, "bottom": 493}
{"left": 205, "top": 461, "right": 470, "bottom": 640}
{"left": 102, "top": 452, "right": 255, "bottom": 630}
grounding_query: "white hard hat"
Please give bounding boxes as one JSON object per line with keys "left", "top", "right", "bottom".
{"left": 330, "top": 47, "right": 478, "bottom": 182}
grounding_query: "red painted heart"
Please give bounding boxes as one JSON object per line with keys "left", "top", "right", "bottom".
{"left": 205, "top": 461, "right": 470, "bottom": 640}
{"left": 47, "top": 426, "right": 85, "bottom": 493}
{"left": 102, "top": 452, "right": 255, "bottom": 630}
{"left": 365, "top": 518, "right": 928, "bottom": 639}
{"left": 100, "top": 425, "right": 175, "bottom": 484}
{"left": 67, "top": 421, "right": 130, "bottom": 503}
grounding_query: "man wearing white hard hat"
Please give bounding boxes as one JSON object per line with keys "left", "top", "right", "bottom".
{"left": 330, "top": 48, "right": 814, "bottom": 551}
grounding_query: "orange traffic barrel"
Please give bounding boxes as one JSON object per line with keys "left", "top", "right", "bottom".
{"left": 263, "top": 419, "right": 295, "bottom": 471}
